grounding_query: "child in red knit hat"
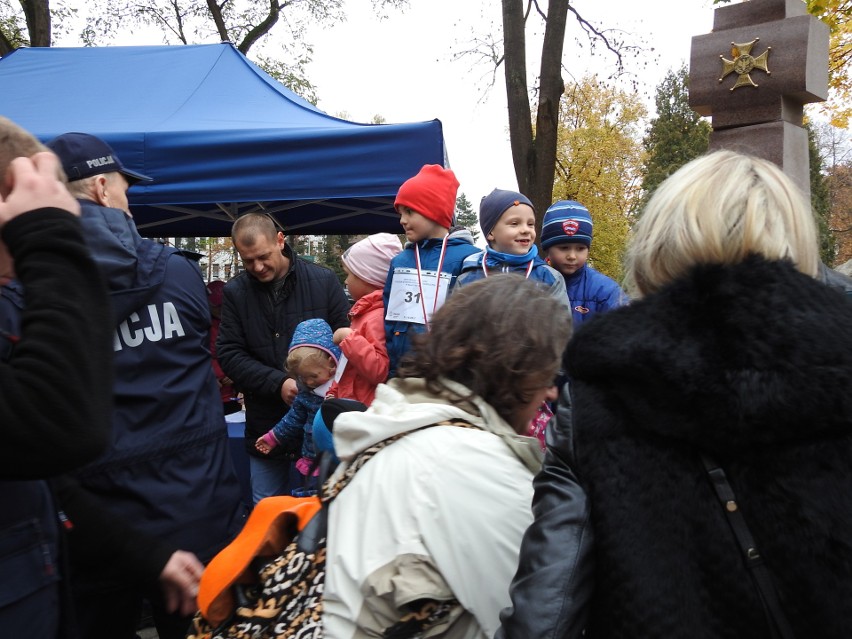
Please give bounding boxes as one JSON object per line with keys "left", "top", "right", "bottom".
{"left": 383, "top": 164, "right": 479, "bottom": 376}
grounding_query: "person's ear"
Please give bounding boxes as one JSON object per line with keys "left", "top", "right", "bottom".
{"left": 276, "top": 231, "right": 286, "bottom": 249}
{"left": 93, "top": 175, "right": 110, "bottom": 207}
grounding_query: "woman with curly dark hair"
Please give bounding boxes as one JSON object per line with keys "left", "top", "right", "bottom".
{"left": 321, "top": 274, "right": 571, "bottom": 639}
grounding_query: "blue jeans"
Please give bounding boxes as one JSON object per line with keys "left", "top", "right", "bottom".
{"left": 248, "top": 455, "right": 301, "bottom": 504}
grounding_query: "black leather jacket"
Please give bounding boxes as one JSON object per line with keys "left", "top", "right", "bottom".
{"left": 496, "top": 383, "right": 594, "bottom": 639}
{"left": 819, "top": 262, "right": 852, "bottom": 297}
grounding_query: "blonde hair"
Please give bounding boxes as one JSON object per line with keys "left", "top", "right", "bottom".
{"left": 0, "top": 117, "right": 56, "bottom": 197}
{"left": 286, "top": 346, "right": 333, "bottom": 378}
{"left": 626, "top": 150, "right": 820, "bottom": 297}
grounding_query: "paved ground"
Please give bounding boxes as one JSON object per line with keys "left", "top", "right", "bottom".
{"left": 137, "top": 629, "right": 158, "bottom": 639}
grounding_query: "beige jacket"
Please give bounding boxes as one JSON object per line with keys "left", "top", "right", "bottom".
{"left": 322, "top": 378, "right": 542, "bottom": 639}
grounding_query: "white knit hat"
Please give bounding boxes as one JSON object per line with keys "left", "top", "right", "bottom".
{"left": 342, "top": 233, "right": 402, "bottom": 287}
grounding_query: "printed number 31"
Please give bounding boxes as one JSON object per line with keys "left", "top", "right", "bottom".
{"left": 404, "top": 291, "right": 422, "bottom": 304}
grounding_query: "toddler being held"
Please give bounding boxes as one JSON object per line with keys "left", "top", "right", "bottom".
{"left": 255, "top": 319, "right": 340, "bottom": 493}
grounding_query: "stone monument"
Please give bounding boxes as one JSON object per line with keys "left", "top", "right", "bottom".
{"left": 689, "top": 0, "right": 829, "bottom": 200}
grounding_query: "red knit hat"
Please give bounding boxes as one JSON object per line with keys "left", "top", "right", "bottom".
{"left": 394, "top": 164, "right": 459, "bottom": 229}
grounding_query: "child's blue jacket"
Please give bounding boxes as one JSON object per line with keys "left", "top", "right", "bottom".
{"left": 383, "top": 231, "right": 478, "bottom": 377}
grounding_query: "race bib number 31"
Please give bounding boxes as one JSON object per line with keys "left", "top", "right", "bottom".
{"left": 385, "top": 267, "right": 451, "bottom": 324}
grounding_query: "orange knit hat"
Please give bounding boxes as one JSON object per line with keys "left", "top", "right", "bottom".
{"left": 394, "top": 164, "right": 460, "bottom": 229}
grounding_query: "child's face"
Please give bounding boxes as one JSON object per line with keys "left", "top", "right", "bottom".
{"left": 487, "top": 203, "right": 536, "bottom": 255}
{"left": 298, "top": 359, "right": 336, "bottom": 389}
{"left": 398, "top": 206, "right": 447, "bottom": 243}
{"left": 545, "top": 242, "right": 589, "bottom": 276}
{"left": 343, "top": 263, "right": 376, "bottom": 302}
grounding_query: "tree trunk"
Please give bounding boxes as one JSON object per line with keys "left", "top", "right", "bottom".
{"left": 206, "top": 0, "right": 230, "bottom": 43}
{"left": 0, "top": 29, "right": 15, "bottom": 56}
{"left": 22, "top": 0, "right": 51, "bottom": 47}
{"left": 502, "top": 0, "right": 568, "bottom": 242}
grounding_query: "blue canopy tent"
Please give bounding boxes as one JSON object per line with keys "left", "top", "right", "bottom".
{"left": 0, "top": 43, "right": 446, "bottom": 237}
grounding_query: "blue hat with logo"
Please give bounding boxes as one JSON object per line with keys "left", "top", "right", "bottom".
{"left": 46, "top": 132, "right": 152, "bottom": 185}
{"left": 541, "top": 200, "right": 593, "bottom": 250}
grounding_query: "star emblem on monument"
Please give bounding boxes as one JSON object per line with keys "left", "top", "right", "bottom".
{"left": 719, "top": 38, "right": 771, "bottom": 91}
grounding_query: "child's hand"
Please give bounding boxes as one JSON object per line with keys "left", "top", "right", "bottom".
{"left": 333, "top": 327, "right": 352, "bottom": 345}
{"left": 255, "top": 436, "right": 271, "bottom": 455}
{"left": 295, "top": 456, "right": 315, "bottom": 476}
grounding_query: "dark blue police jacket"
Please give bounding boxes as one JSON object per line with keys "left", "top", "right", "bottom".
{"left": 68, "top": 201, "right": 245, "bottom": 560}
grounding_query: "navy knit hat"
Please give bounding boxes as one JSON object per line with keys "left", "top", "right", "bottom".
{"left": 541, "top": 201, "right": 593, "bottom": 250}
{"left": 479, "top": 188, "right": 534, "bottom": 238}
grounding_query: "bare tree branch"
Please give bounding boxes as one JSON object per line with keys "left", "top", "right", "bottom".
{"left": 566, "top": 3, "right": 623, "bottom": 70}
{"left": 170, "top": 0, "right": 188, "bottom": 44}
{"left": 529, "top": 0, "right": 546, "bottom": 22}
{"left": 134, "top": 3, "right": 186, "bottom": 43}
{"left": 238, "top": 0, "right": 279, "bottom": 54}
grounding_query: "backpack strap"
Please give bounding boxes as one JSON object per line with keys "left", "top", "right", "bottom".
{"left": 196, "top": 419, "right": 475, "bottom": 630}
{"left": 700, "top": 454, "right": 796, "bottom": 639}
{"left": 322, "top": 419, "right": 477, "bottom": 503}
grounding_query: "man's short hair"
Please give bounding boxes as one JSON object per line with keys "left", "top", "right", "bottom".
{"left": 232, "top": 213, "right": 280, "bottom": 246}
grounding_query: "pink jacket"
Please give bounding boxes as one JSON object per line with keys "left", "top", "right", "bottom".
{"left": 327, "top": 290, "right": 389, "bottom": 406}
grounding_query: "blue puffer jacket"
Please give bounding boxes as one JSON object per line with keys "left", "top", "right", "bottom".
{"left": 270, "top": 319, "right": 341, "bottom": 458}
{"left": 383, "top": 231, "right": 479, "bottom": 377}
{"left": 562, "top": 264, "right": 627, "bottom": 328}
{"left": 456, "top": 247, "right": 570, "bottom": 310}
{"left": 71, "top": 200, "right": 245, "bottom": 561}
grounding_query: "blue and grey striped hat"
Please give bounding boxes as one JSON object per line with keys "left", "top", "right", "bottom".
{"left": 541, "top": 200, "right": 593, "bottom": 250}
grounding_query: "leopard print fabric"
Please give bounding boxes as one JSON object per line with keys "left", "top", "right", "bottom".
{"left": 188, "top": 419, "right": 474, "bottom": 639}
{"left": 187, "top": 536, "right": 326, "bottom": 639}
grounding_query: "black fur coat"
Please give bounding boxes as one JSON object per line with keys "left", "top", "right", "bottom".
{"left": 566, "top": 256, "right": 852, "bottom": 638}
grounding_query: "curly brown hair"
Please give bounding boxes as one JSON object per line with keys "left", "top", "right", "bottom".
{"left": 397, "top": 274, "right": 571, "bottom": 428}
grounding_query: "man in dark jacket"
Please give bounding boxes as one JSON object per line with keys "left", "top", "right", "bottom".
{"left": 0, "top": 136, "right": 113, "bottom": 638}
{"left": 217, "top": 212, "right": 350, "bottom": 503}
{"left": 45, "top": 132, "right": 246, "bottom": 639}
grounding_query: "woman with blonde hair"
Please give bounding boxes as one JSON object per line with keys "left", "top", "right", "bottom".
{"left": 498, "top": 150, "right": 852, "bottom": 639}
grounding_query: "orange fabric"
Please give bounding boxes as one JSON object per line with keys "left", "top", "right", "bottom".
{"left": 197, "top": 495, "right": 322, "bottom": 626}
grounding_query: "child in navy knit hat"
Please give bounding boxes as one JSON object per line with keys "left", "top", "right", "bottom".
{"left": 541, "top": 200, "right": 627, "bottom": 327}
{"left": 383, "top": 164, "right": 479, "bottom": 377}
{"left": 456, "top": 188, "right": 568, "bottom": 308}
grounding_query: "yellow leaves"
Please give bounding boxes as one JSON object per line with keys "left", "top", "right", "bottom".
{"left": 552, "top": 75, "right": 646, "bottom": 281}
{"left": 806, "top": 0, "right": 852, "bottom": 127}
